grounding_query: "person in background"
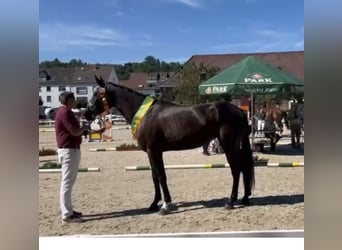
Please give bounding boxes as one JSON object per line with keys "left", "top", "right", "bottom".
{"left": 264, "top": 113, "right": 281, "bottom": 152}
{"left": 254, "top": 106, "right": 266, "bottom": 135}
{"left": 287, "top": 102, "right": 302, "bottom": 148}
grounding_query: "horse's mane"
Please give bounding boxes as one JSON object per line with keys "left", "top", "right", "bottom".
{"left": 106, "top": 82, "right": 146, "bottom": 97}
{"left": 106, "top": 82, "right": 177, "bottom": 106}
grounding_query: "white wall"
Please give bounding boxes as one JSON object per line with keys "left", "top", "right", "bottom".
{"left": 69, "top": 85, "right": 96, "bottom": 104}
{"left": 39, "top": 85, "right": 95, "bottom": 108}
{"left": 39, "top": 86, "right": 63, "bottom": 108}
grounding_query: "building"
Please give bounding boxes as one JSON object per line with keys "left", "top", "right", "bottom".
{"left": 39, "top": 65, "right": 118, "bottom": 108}
{"left": 119, "top": 72, "right": 173, "bottom": 97}
{"left": 158, "top": 51, "right": 304, "bottom": 103}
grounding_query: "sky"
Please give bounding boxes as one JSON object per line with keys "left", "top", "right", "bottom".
{"left": 39, "top": 0, "right": 304, "bottom": 64}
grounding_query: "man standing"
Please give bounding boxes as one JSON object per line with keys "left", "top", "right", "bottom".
{"left": 254, "top": 106, "right": 266, "bottom": 135}
{"left": 55, "top": 92, "right": 89, "bottom": 223}
{"left": 264, "top": 116, "right": 281, "bottom": 152}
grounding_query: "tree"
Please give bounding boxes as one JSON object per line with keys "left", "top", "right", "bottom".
{"left": 175, "top": 63, "right": 224, "bottom": 105}
{"left": 254, "top": 89, "right": 304, "bottom": 107}
{"left": 39, "top": 56, "right": 184, "bottom": 79}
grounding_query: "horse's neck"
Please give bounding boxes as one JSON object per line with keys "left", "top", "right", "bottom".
{"left": 109, "top": 87, "right": 146, "bottom": 123}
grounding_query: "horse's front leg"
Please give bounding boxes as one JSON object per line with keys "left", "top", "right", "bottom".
{"left": 148, "top": 169, "right": 161, "bottom": 211}
{"left": 147, "top": 149, "right": 173, "bottom": 215}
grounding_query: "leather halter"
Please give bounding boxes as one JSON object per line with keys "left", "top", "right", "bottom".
{"left": 96, "top": 89, "right": 110, "bottom": 116}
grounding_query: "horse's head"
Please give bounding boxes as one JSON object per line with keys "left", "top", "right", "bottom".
{"left": 83, "top": 75, "right": 112, "bottom": 121}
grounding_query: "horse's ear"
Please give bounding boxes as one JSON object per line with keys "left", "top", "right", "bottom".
{"left": 95, "top": 75, "right": 106, "bottom": 88}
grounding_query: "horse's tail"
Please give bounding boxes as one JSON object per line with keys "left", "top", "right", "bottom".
{"left": 241, "top": 116, "right": 255, "bottom": 190}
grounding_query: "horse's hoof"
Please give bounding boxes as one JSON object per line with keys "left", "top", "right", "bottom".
{"left": 224, "top": 203, "right": 234, "bottom": 210}
{"left": 159, "top": 208, "right": 169, "bottom": 216}
{"left": 148, "top": 204, "right": 159, "bottom": 212}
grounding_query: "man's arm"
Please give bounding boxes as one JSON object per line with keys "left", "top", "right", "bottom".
{"left": 62, "top": 111, "right": 89, "bottom": 136}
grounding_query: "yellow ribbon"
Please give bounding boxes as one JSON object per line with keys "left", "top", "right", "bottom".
{"left": 131, "top": 96, "right": 155, "bottom": 139}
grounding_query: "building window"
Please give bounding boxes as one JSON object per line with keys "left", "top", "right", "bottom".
{"left": 46, "top": 96, "right": 51, "bottom": 102}
{"left": 39, "top": 86, "right": 41, "bottom": 92}
{"left": 76, "top": 87, "right": 88, "bottom": 95}
{"left": 46, "top": 86, "right": 51, "bottom": 92}
{"left": 59, "top": 86, "right": 66, "bottom": 91}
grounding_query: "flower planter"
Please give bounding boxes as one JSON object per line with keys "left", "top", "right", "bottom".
{"left": 39, "top": 148, "right": 57, "bottom": 156}
{"left": 253, "top": 156, "right": 269, "bottom": 166}
{"left": 254, "top": 160, "right": 269, "bottom": 166}
{"left": 40, "top": 162, "right": 61, "bottom": 169}
{"left": 116, "top": 143, "right": 141, "bottom": 151}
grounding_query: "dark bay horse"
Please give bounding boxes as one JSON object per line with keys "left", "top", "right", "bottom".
{"left": 264, "top": 105, "right": 289, "bottom": 134}
{"left": 84, "top": 76, "right": 255, "bottom": 215}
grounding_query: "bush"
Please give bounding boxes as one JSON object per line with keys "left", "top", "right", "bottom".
{"left": 39, "top": 148, "right": 57, "bottom": 156}
{"left": 116, "top": 143, "right": 141, "bottom": 151}
{"left": 40, "top": 162, "right": 61, "bottom": 169}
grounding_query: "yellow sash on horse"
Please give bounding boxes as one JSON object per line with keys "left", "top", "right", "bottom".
{"left": 131, "top": 96, "right": 155, "bottom": 139}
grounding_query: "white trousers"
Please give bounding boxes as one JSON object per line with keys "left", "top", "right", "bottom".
{"left": 257, "top": 120, "right": 265, "bottom": 133}
{"left": 57, "top": 148, "right": 81, "bottom": 219}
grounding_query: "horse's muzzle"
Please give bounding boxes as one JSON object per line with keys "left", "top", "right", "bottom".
{"left": 83, "top": 108, "right": 96, "bottom": 121}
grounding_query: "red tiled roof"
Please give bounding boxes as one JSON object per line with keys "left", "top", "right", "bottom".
{"left": 119, "top": 72, "right": 175, "bottom": 91}
{"left": 189, "top": 51, "right": 304, "bottom": 80}
{"left": 160, "top": 51, "right": 304, "bottom": 87}
{"left": 119, "top": 73, "right": 149, "bottom": 91}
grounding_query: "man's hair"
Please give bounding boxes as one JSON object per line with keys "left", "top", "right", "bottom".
{"left": 59, "top": 91, "right": 75, "bottom": 105}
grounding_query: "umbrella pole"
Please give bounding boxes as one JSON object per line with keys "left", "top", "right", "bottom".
{"left": 250, "top": 92, "right": 254, "bottom": 147}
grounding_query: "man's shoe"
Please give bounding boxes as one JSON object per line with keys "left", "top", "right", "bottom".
{"left": 73, "top": 210, "right": 83, "bottom": 217}
{"left": 62, "top": 214, "right": 84, "bottom": 223}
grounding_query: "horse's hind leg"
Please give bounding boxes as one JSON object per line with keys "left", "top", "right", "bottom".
{"left": 295, "top": 127, "right": 301, "bottom": 148}
{"left": 219, "top": 126, "right": 240, "bottom": 209}
{"left": 290, "top": 125, "right": 296, "bottom": 148}
{"left": 224, "top": 152, "right": 240, "bottom": 209}
{"left": 202, "top": 141, "right": 210, "bottom": 155}
{"left": 241, "top": 148, "right": 254, "bottom": 206}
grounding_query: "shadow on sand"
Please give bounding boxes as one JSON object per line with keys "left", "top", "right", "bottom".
{"left": 261, "top": 143, "right": 304, "bottom": 156}
{"left": 81, "top": 194, "right": 304, "bottom": 221}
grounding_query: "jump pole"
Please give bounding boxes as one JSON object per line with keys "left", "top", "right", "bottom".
{"left": 89, "top": 148, "right": 117, "bottom": 152}
{"left": 126, "top": 163, "right": 229, "bottom": 171}
{"left": 39, "top": 167, "right": 101, "bottom": 173}
{"left": 39, "top": 128, "right": 55, "bottom": 132}
{"left": 125, "top": 162, "right": 304, "bottom": 171}
{"left": 111, "top": 126, "right": 130, "bottom": 130}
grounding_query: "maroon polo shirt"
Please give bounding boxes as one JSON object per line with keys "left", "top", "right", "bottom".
{"left": 55, "top": 106, "right": 82, "bottom": 148}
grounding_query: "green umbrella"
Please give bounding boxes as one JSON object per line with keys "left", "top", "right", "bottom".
{"left": 198, "top": 56, "right": 304, "bottom": 146}
{"left": 199, "top": 56, "right": 303, "bottom": 95}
